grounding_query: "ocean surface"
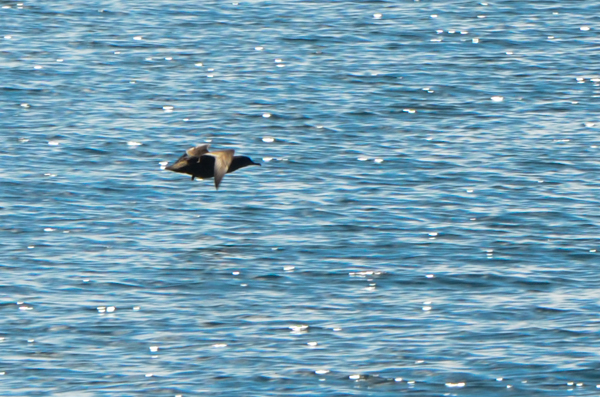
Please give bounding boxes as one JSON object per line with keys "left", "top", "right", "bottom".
{"left": 1, "top": 1, "right": 600, "bottom": 395}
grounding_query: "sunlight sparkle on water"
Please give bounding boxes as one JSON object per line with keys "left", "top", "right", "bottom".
{"left": 262, "top": 136, "right": 275, "bottom": 143}
{"left": 491, "top": 96, "right": 504, "bottom": 102}
{"left": 289, "top": 325, "right": 308, "bottom": 334}
{"left": 446, "top": 382, "right": 466, "bottom": 388}
{"left": 373, "top": 13, "right": 382, "bottom": 19}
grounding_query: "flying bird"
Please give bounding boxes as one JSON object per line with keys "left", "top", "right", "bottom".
{"left": 165, "top": 144, "right": 260, "bottom": 189}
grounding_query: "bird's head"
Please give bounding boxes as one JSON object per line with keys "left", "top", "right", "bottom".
{"left": 229, "top": 156, "right": 261, "bottom": 172}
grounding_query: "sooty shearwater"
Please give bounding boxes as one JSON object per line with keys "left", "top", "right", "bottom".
{"left": 165, "top": 144, "right": 260, "bottom": 189}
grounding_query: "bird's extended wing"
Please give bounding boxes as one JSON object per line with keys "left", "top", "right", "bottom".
{"left": 186, "top": 144, "right": 211, "bottom": 158}
{"left": 206, "top": 149, "right": 234, "bottom": 189}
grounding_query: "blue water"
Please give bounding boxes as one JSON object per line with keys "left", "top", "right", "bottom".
{"left": 2, "top": 1, "right": 600, "bottom": 395}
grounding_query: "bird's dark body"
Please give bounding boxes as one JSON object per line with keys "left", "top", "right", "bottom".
{"left": 165, "top": 144, "right": 260, "bottom": 189}
{"left": 169, "top": 154, "right": 255, "bottom": 180}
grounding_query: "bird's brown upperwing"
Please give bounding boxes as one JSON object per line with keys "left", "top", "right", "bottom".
{"left": 186, "top": 144, "right": 211, "bottom": 158}
{"left": 205, "top": 149, "right": 234, "bottom": 189}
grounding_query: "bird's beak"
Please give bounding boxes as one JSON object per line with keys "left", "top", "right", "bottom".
{"left": 253, "top": 162, "right": 261, "bottom": 166}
